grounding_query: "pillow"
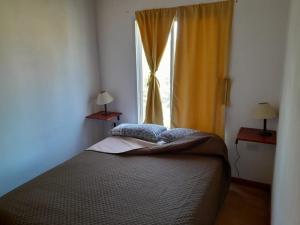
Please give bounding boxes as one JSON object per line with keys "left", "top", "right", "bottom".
{"left": 159, "top": 128, "right": 199, "bottom": 143}
{"left": 111, "top": 123, "right": 167, "bottom": 142}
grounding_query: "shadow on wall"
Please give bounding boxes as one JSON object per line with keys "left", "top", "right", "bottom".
{"left": 0, "top": 0, "right": 101, "bottom": 196}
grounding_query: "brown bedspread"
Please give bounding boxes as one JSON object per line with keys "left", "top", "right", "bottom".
{"left": 0, "top": 134, "right": 230, "bottom": 225}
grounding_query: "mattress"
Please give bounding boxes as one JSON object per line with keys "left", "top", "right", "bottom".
{"left": 0, "top": 135, "right": 230, "bottom": 225}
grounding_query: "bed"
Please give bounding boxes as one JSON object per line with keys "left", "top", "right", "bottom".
{"left": 0, "top": 133, "right": 230, "bottom": 225}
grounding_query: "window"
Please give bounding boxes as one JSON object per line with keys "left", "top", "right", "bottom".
{"left": 135, "top": 21, "right": 177, "bottom": 127}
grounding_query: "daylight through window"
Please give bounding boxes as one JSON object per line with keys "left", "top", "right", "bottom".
{"left": 136, "top": 21, "right": 177, "bottom": 127}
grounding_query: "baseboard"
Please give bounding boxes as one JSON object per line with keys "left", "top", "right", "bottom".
{"left": 231, "top": 177, "right": 271, "bottom": 191}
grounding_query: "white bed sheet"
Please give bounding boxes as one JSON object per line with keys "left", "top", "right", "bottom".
{"left": 87, "top": 136, "right": 158, "bottom": 153}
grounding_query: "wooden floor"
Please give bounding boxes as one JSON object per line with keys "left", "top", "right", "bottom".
{"left": 215, "top": 183, "right": 271, "bottom": 225}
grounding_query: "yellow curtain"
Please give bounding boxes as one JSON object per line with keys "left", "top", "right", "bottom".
{"left": 136, "top": 8, "right": 175, "bottom": 125}
{"left": 171, "top": 1, "right": 233, "bottom": 138}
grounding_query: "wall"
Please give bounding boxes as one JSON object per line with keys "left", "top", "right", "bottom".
{"left": 96, "top": 0, "right": 290, "bottom": 183}
{"left": 225, "top": 0, "right": 289, "bottom": 183}
{"left": 0, "top": 0, "right": 101, "bottom": 196}
{"left": 272, "top": 0, "right": 300, "bottom": 224}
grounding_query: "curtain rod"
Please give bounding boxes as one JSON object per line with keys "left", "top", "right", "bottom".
{"left": 135, "top": 0, "right": 237, "bottom": 14}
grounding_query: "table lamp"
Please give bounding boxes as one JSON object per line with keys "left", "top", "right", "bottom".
{"left": 253, "top": 102, "right": 277, "bottom": 136}
{"left": 96, "top": 91, "right": 114, "bottom": 115}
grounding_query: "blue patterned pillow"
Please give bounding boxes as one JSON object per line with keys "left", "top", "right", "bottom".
{"left": 159, "top": 128, "right": 199, "bottom": 143}
{"left": 111, "top": 123, "right": 167, "bottom": 142}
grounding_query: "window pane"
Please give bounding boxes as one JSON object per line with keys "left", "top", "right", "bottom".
{"left": 141, "top": 46, "right": 149, "bottom": 123}
{"left": 156, "top": 35, "right": 171, "bottom": 127}
{"left": 136, "top": 21, "right": 177, "bottom": 127}
{"left": 140, "top": 34, "right": 171, "bottom": 127}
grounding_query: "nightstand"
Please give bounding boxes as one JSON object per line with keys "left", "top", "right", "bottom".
{"left": 235, "top": 127, "right": 276, "bottom": 145}
{"left": 86, "top": 111, "right": 122, "bottom": 127}
{"left": 234, "top": 127, "right": 276, "bottom": 178}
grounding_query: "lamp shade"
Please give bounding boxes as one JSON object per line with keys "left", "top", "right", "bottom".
{"left": 96, "top": 91, "right": 114, "bottom": 105}
{"left": 253, "top": 102, "right": 277, "bottom": 119}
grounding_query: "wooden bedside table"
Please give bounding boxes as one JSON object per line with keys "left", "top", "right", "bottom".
{"left": 86, "top": 111, "right": 122, "bottom": 127}
{"left": 234, "top": 127, "right": 276, "bottom": 179}
{"left": 235, "top": 127, "right": 276, "bottom": 145}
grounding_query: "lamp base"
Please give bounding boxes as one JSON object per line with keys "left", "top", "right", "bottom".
{"left": 100, "top": 111, "right": 111, "bottom": 115}
{"left": 99, "top": 104, "right": 111, "bottom": 115}
{"left": 259, "top": 118, "right": 272, "bottom": 136}
{"left": 259, "top": 130, "right": 273, "bottom": 136}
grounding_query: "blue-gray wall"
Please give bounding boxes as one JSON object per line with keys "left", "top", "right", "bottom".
{"left": 0, "top": 0, "right": 101, "bottom": 196}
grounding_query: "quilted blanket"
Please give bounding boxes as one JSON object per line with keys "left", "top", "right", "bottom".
{"left": 0, "top": 134, "right": 230, "bottom": 225}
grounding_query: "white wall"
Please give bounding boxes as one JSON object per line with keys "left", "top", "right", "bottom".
{"left": 272, "top": 0, "right": 300, "bottom": 224}
{"left": 225, "top": 0, "right": 289, "bottom": 183}
{"left": 96, "top": 0, "right": 290, "bottom": 184}
{"left": 0, "top": 0, "right": 101, "bottom": 196}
